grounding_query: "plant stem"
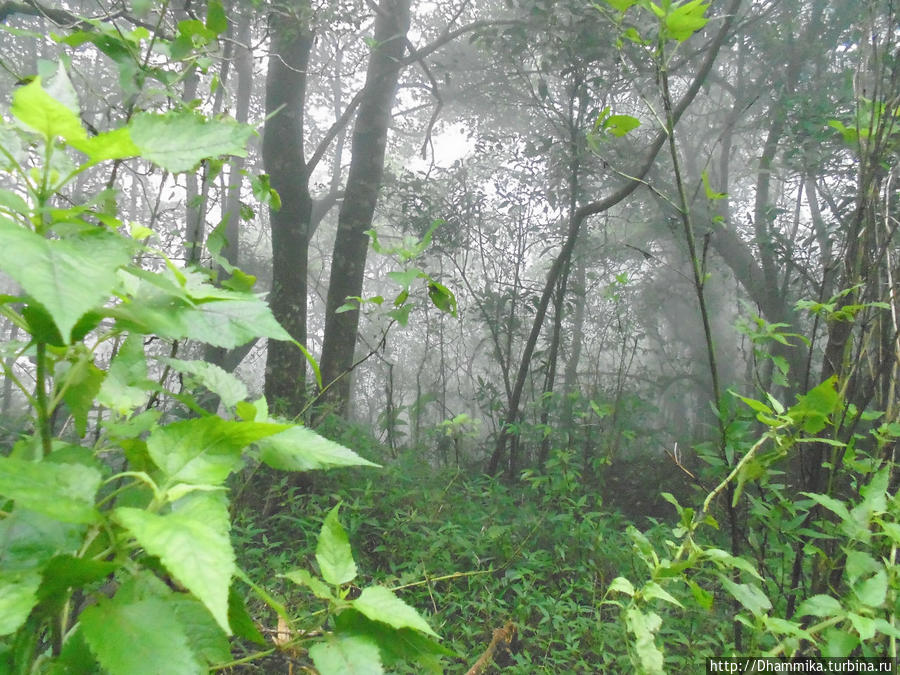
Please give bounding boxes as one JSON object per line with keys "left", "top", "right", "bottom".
{"left": 35, "top": 341, "right": 52, "bottom": 458}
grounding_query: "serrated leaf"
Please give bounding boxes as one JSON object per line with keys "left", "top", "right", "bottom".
{"left": 0, "top": 221, "right": 131, "bottom": 342}
{"left": 317, "top": 504, "right": 356, "bottom": 585}
{"left": 115, "top": 495, "right": 235, "bottom": 634}
{"left": 11, "top": 76, "right": 86, "bottom": 143}
{"left": 0, "top": 456, "right": 101, "bottom": 523}
{"left": 59, "top": 358, "right": 105, "bottom": 437}
{"left": 70, "top": 126, "right": 141, "bottom": 163}
{"left": 185, "top": 298, "right": 293, "bottom": 348}
{"left": 130, "top": 111, "right": 253, "bottom": 174}
{"left": 167, "top": 593, "right": 232, "bottom": 666}
{"left": 351, "top": 586, "right": 437, "bottom": 637}
{"left": 309, "top": 634, "right": 383, "bottom": 675}
{"left": 0, "top": 569, "right": 42, "bottom": 635}
{"left": 160, "top": 357, "right": 248, "bottom": 408}
{"left": 81, "top": 596, "right": 205, "bottom": 674}
{"left": 147, "top": 417, "right": 289, "bottom": 485}
{"left": 97, "top": 334, "right": 151, "bottom": 414}
{"left": 258, "top": 426, "right": 379, "bottom": 472}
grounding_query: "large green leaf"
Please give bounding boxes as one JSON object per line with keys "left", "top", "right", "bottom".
{"left": 168, "top": 593, "right": 232, "bottom": 666}
{"left": 115, "top": 495, "right": 235, "bottom": 634}
{"left": 130, "top": 111, "right": 253, "bottom": 174}
{"left": 316, "top": 504, "right": 357, "bottom": 586}
{"left": 309, "top": 634, "right": 383, "bottom": 675}
{"left": 0, "top": 456, "right": 101, "bottom": 524}
{"left": 0, "top": 508, "right": 84, "bottom": 571}
{"left": 335, "top": 610, "right": 454, "bottom": 674}
{"left": 351, "top": 586, "right": 437, "bottom": 637}
{"left": 159, "top": 357, "right": 248, "bottom": 408}
{"left": 185, "top": 298, "right": 293, "bottom": 348}
{"left": 718, "top": 575, "right": 772, "bottom": 618}
{"left": 81, "top": 596, "right": 205, "bottom": 674}
{"left": 0, "top": 221, "right": 131, "bottom": 342}
{"left": 11, "top": 76, "right": 86, "bottom": 143}
{"left": 664, "top": 0, "right": 709, "bottom": 42}
{"left": 624, "top": 607, "right": 664, "bottom": 675}
{"left": 146, "top": 416, "right": 289, "bottom": 485}
{"left": 259, "top": 426, "right": 380, "bottom": 472}
{"left": 0, "top": 569, "right": 42, "bottom": 635}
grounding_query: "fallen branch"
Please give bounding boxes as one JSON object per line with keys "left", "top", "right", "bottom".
{"left": 465, "top": 621, "right": 516, "bottom": 675}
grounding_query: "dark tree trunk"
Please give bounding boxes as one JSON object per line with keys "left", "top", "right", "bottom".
{"left": 319, "top": 0, "right": 412, "bottom": 415}
{"left": 262, "top": 7, "right": 314, "bottom": 414}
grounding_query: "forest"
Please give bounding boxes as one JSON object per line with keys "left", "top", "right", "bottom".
{"left": 0, "top": 0, "right": 897, "bottom": 671}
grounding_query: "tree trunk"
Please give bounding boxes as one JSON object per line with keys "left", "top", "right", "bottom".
{"left": 319, "top": 0, "right": 412, "bottom": 415}
{"left": 262, "top": 5, "right": 315, "bottom": 414}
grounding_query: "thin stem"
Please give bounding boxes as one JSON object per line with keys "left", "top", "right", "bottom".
{"left": 35, "top": 342, "right": 53, "bottom": 458}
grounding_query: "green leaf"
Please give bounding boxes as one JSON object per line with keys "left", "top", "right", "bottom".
{"left": 115, "top": 494, "right": 235, "bottom": 634}
{"left": 0, "top": 221, "right": 131, "bottom": 342}
{"left": 205, "top": 0, "right": 227, "bottom": 34}
{"left": 665, "top": 0, "right": 710, "bottom": 42}
{"left": 624, "top": 608, "right": 664, "bottom": 675}
{"left": 228, "top": 584, "right": 266, "bottom": 645}
{"left": 351, "top": 586, "right": 437, "bottom": 637}
{"left": 0, "top": 569, "right": 42, "bottom": 635}
{"left": 334, "top": 610, "right": 454, "bottom": 673}
{"left": 258, "top": 426, "right": 380, "bottom": 472}
{"left": 822, "top": 627, "right": 858, "bottom": 657}
{"left": 428, "top": 282, "right": 458, "bottom": 316}
{"left": 607, "top": 576, "right": 635, "bottom": 596}
{"left": 0, "top": 508, "right": 84, "bottom": 571}
{"left": 796, "top": 594, "right": 843, "bottom": 618}
{"left": 59, "top": 357, "right": 105, "bottom": 436}
{"left": 854, "top": 569, "right": 887, "bottom": 608}
{"left": 718, "top": 576, "right": 772, "bottom": 618}
{"left": 701, "top": 548, "right": 764, "bottom": 580}
{"left": 11, "top": 76, "right": 86, "bottom": 143}
{"left": 0, "top": 456, "right": 101, "bottom": 523}
{"left": 185, "top": 298, "right": 293, "bottom": 349}
{"left": 36, "top": 555, "right": 117, "bottom": 604}
{"left": 789, "top": 376, "right": 840, "bottom": 433}
{"left": 603, "top": 114, "right": 641, "bottom": 137}
{"left": 159, "top": 357, "right": 248, "bottom": 408}
{"left": 147, "top": 417, "right": 289, "bottom": 485}
{"left": 801, "top": 491, "right": 852, "bottom": 523}
{"left": 283, "top": 568, "right": 336, "bottom": 601}
{"left": 130, "top": 111, "right": 253, "bottom": 174}
{"left": 97, "top": 334, "right": 151, "bottom": 414}
{"left": 0, "top": 188, "right": 29, "bottom": 217}
{"left": 167, "top": 593, "right": 232, "bottom": 666}
{"left": 317, "top": 504, "right": 357, "bottom": 586}
{"left": 847, "top": 612, "right": 877, "bottom": 641}
{"left": 701, "top": 170, "right": 726, "bottom": 200}
{"left": 81, "top": 596, "right": 205, "bottom": 674}
{"left": 309, "top": 634, "right": 384, "bottom": 675}
{"left": 641, "top": 581, "right": 683, "bottom": 608}
{"left": 70, "top": 126, "right": 141, "bottom": 163}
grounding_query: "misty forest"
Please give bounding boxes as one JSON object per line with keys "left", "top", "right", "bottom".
{"left": 0, "top": 0, "right": 898, "bottom": 671}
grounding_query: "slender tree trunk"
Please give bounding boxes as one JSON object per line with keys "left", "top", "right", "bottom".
{"left": 262, "top": 5, "right": 314, "bottom": 414}
{"left": 319, "top": 0, "right": 412, "bottom": 414}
